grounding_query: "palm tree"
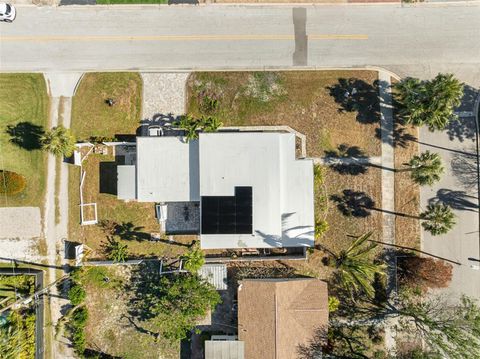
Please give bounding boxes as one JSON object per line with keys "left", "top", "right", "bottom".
{"left": 328, "top": 232, "right": 385, "bottom": 298}
{"left": 41, "top": 125, "right": 76, "bottom": 157}
{"left": 106, "top": 238, "right": 129, "bottom": 263}
{"left": 182, "top": 243, "right": 205, "bottom": 273}
{"left": 420, "top": 204, "right": 456, "bottom": 236}
{"left": 405, "top": 151, "right": 444, "bottom": 186}
{"left": 176, "top": 115, "right": 200, "bottom": 142}
{"left": 202, "top": 116, "right": 223, "bottom": 133}
{"left": 395, "top": 73, "right": 463, "bottom": 131}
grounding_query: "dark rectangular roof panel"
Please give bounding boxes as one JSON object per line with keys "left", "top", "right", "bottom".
{"left": 201, "top": 187, "right": 252, "bottom": 235}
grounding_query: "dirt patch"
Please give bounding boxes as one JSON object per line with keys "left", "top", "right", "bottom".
{"left": 187, "top": 71, "right": 381, "bottom": 157}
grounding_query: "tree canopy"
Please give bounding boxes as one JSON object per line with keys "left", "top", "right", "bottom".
{"left": 406, "top": 151, "right": 444, "bottom": 186}
{"left": 396, "top": 293, "right": 480, "bottom": 359}
{"left": 329, "top": 232, "right": 385, "bottom": 299}
{"left": 420, "top": 203, "right": 456, "bottom": 236}
{"left": 129, "top": 268, "right": 221, "bottom": 341}
{"left": 394, "top": 73, "right": 463, "bottom": 131}
{"left": 41, "top": 125, "right": 76, "bottom": 157}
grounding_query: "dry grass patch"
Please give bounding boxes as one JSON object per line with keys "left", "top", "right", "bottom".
{"left": 187, "top": 71, "right": 381, "bottom": 157}
{"left": 392, "top": 78, "right": 421, "bottom": 249}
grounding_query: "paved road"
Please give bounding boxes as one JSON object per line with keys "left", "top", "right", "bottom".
{"left": 420, "top": 87, "right": 480, "bottom": 299}
{"left": 1, "top": 4, "right": 480, "bottom": 86}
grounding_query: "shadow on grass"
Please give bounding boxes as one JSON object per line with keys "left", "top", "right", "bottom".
{"left": 327, "top": 78, "right": 381, "bottom": 125}
{"left": 99, "top": 162, "right": 117, "bottom": 195}
{"left": 5, "top": 121, "right": 44, "bottom": 151}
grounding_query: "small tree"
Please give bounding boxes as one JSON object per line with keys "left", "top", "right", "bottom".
{"left": 396, "top": 294, "right": 480, "bottom": 359}
{"left": 105, "top": 238, "right": 129, "bottom": 263}
{"left": 329, "top": 232, "right": 385, "bottom": 298}
{"left": 41, "top": 125, "right": 76, "bottom": 157}
{"left": 406, "top": 151, "right": 444, "bottom": 186}
{"left": 176, "top": 115, "right": 200, "bottom": 142}
{"left": 398, "top": 256, "right": 453, "bottom": 292}
{"left": 395, "top": 73, "right": 464, "bottom": 131}
{"left": 130, "top": 272, "right": 221, "bottom": 341}
{"left": 182, "top": 244, "right": 205, "bottom": 273}
{"left": 420, "top": 203, "right": 456, "bottom": 235}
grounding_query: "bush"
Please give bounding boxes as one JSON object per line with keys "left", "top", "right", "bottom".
{"left": 69, "top": 307, "right": 88, "bottom": 354}
{"left": 328, "top": 296, "right": 340, "bottom": 313}
{"left": 398, "top": 256, "right": 452, "bottom": 292}
{"left": 0, "top": 170, "right": 26, "bottom": 195}
{"left": 68, "top": 283, "right": 86, "bottom": 306}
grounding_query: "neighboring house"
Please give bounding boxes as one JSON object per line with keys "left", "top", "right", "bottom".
{"left": 205, "top": 338, "right": 245, "bottom": 359}
{"left": 117, "top": 132, "right": 314, "bottom": 250}
{"left": 237, "top": 278, "right": 329, "bottom": 359}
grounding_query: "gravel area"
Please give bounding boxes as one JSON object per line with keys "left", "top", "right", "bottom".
{"left": 141, "top": 72, "right": 190, "bottom": 120}
{"left": 0, "top": 238, "right": 40, "bottom": 261}
{"left": 0, "top": 207, "right": 42, "bottom": 239}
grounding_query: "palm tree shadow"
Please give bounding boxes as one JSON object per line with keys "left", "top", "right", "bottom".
{"left": 429, "top": 189, "right": 478, "bottom": 212}
{"left": 330, "top": 190, "right": 375, "bottom": 217}
{"left": 5, "top": 122, "right": 45, "bottom": 150}
{"left": 327, "top": 78, "right": 381, "bottom": 125}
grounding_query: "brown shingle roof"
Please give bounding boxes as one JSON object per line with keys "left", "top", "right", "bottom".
{"left": 237, "top": 278, "right": 329, "bottom": 359}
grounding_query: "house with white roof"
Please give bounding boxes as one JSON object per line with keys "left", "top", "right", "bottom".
{"left": 117, "top": 131, "right": 314, "bottom": 250}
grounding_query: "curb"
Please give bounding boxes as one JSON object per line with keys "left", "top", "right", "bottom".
{"left": 1, "top": 66, "right": 404, "bottom": 80}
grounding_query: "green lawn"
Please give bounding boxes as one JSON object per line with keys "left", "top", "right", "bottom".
{"left": 0, "top": 74, "right": 49, "bottom": 207}
{"left": 71, "top": 73, "right": 143, "bottom": 140}
{"left": 97, "top": 0, "right": 167, "bottom": 3}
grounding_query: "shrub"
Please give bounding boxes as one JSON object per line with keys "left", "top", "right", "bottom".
{"left": 68, "top": 283, "right": 86, "bottom": 306}
{"left": 398, "top": 256, "right": 452, "bottom": 292}
{"left": 328, "top": 296, "right": 340, "bottom": 313}
{"left": 69, "top": 307, "right": 88, "bottom": 354}
{"left": 0, "top": 170, "right": 26, "bottom": 195}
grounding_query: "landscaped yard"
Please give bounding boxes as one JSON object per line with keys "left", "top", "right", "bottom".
{"left": 187, "top": 70, "right": 384, "bottom": 278}
{"left": 187, "top": 71, "right": 381, "bottom": 157}
{"left": 71, "top": 73, "right": 143, "bottom": 140}
{"left": 68, "top": 154, "right": 193, "bottom": 259}
{"left": 82, "top": 266, "right": 179, "bottom": 359}
{"left": 0, "top": 274, "right": 36, "bottom": 359}
{"left": 69, "top": 73, "right": 193, "bottom": 259}
{"left": 0, "top": 74, "right": 49, "bottom": 207}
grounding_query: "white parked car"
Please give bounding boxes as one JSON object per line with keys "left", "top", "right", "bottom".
{"left": 0, "top": 3, "right": 16, "bottom": 22}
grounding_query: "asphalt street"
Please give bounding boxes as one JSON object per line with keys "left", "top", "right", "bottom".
{"left": 0, "top": 4, "right": 480, "bottom": 86}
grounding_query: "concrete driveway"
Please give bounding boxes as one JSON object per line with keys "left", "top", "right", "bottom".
{"left": 420, "top": 86, "right": 480, "bottom": 299}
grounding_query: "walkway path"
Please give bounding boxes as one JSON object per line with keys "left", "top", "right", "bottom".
{"left": 43, "top": 72, "right": 82, "bottom": 359}
{"left": 378, "top": 71, "right": 397, "bottom": 353}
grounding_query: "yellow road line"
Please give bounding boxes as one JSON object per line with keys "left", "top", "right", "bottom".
{"left": 0, "top": 34, "right": 368, "bottom": 42}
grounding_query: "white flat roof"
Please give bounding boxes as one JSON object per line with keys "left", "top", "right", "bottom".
{"left": 136, "top": 136, "right": 200, "bottom": 202}
{"left": 199, "top": 132, "right": 314, "bottom": 249}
